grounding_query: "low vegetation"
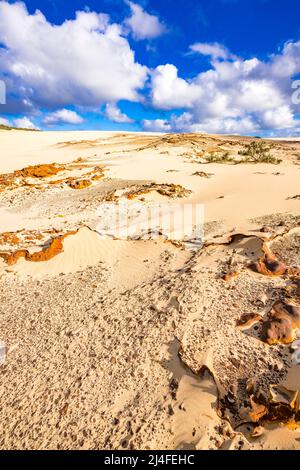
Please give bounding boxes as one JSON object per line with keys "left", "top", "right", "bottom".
{"left": 204, "top": 151, "right": 234, "bottom": 164}
{"left": 238, "top": 141, "right": 281, "bottom": 164}
{"left": 0, "top": 124, "right": 38, "bottom": 132}
{"left": 202, "top": 141, "right": 281, "bottom": 165}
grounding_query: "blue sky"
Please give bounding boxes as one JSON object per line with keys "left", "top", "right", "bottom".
{"left": 1, "top": 0, "right": 300, "bottom": 134}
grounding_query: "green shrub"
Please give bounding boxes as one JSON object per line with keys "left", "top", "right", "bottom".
{"left": 238, "top": 141, "right": 281, "bottom": 164}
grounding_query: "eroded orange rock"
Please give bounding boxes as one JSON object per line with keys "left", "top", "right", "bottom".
{"left": 156, "top": 184, "right": 191, "bottom": 198}
{"left": 248, "top": 396, "right": 268, "bottom": 422}
{"left": 270, "top": 385, "right": 298, "bottom": 409}
{"left": 0, "top": 159, "right": 105, "bottom": 193}
{"left": 68, "top": 179, "right": 92, "bottom": 190}
{"left": 247, "top": 385, "right": 299, "bottom": 426}
{"left": 0, "top": 232, "right": 20, "bottom": 245}
{"left": 251, "top": 243, "right": 287, "bottom": 277}
{"left": 0, "top": 174, "right": 18, "bottom": 192}
{"left": 0, "top": 163, "right": 66, "bottom": 193}
{"left": 15, "top": 164, "right": 64, "bottom": 178}
{"left": 237, "top": 313, "right": 263, "bottom": 330}
{"left": 262, "top": 301, "right": 300, "bottom": 345}
{"left": 27, "top": 238, "right": 64, "bottom": 262}
{"left": 192, "top": 171, "right": 214, "bottom": 178}
{"left": 0, "top": 250, "right": 28, "bottom": 265}
{"left": 105, "top": 191, "right": 119, "bottom": 202}
{"left": 248, "top": 396, "right": 294, "bottom": 424}
{"left": 223, "top": 271, "right": 239, "bottom": 283}
{"left": 0, "top": 231, "right": 76, "bottom": 266}
{"left": 126, "top": 183, "right": 191, "bottom": 200}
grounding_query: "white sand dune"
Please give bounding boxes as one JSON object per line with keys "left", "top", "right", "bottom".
{"left": 1, "top": 130, "right": 299, "bottom": 233}
{"left": 0, "top": 130, "right": 160, "bottom": 173}
{"left": 0, "top": 130, "right": 299, "bottom": 450}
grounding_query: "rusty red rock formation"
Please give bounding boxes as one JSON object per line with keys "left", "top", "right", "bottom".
{"left": 0, "top": 231, "right": 77, "bottom": 266}
{"left": 0, "top": 160, "right": 105, "bottom": 193}
{"left": 246, "top": 384, "right": 299, "bottom": 427}
{"left": 262, "top": 301, "right": 300, "bottom": 345}
{"left": 15, "top": 164, "right": 64, "bottom": 178}
{"left": 251, "top": 242, "right": 287, "bottom": 277}
{"left": 237, "top": 313, "right": 263, "bottom": 330}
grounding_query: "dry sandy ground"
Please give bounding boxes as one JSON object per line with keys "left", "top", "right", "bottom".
{"left": 0, "top": 129, "right": 299, "bottom": 450}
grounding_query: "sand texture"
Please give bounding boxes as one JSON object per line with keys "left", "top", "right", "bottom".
{"left": 0, "top": 130, "right": 300, "bottom": 449}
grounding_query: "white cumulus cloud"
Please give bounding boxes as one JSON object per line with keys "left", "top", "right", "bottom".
{"left": 190, "top": 42, "right": 232, "bottom": 60}
{"left": 0, "top": 1, "right": 148, "bottom": 111}
{"left": 1, "top": 0, "right": 300, "bottom": 136}
{"left": 105, "top": 103, "right": 133, "bottom": 123}
{"left": 44, "top": 109, "right": 84, "bottom": 125}
{"left": 151, "top": 64, "right": 202, "bottom": 109}
{"left": 260, "top": 105, "right": 297, "bottom": 130}
{"left": 0, "top": 116, "right": 11, "bottom": 126}
{"left": 150, "top": 42, "right": 300, "bottom": 134}
{"left": 14, "top": 117, "right": 38, "bottom": 129}
{"left": 170, "top": 113, "right": 258, "bottom": 135}
{"left": 125, "top": 1, "right": 165, "bottom": 40}
{"left": 142, "top": 119, "right": 171, "bottom": 132}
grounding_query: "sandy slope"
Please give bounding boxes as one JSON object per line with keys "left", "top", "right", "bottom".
{"left": 0, "top": 130, "right": 299, "bottom": 450}
{"left": 0, "top": 130, "right": 148, "bottom": 173}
